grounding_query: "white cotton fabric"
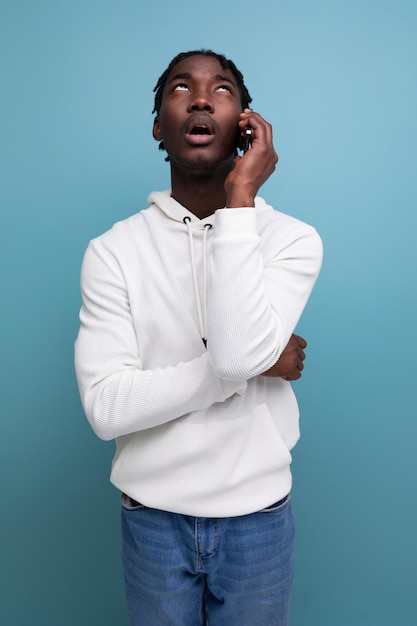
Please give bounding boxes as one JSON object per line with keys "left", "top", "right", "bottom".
{"left": 74, "top": 191, "right": 323, "bottom": 517}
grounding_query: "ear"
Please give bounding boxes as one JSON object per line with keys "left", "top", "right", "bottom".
{"left": 153, "top": 116, "right": 162, "bottom": 141}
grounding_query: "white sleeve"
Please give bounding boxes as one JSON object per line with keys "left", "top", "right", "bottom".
{"left": 206, "top": 207, "right": 323, "bottom": 380}
{"left": 74, "top": 240, "right": 246, "bottom": 441}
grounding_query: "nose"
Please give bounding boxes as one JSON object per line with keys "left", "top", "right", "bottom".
{"left": 188, "top": 89, "right": 213, "bottom": 112}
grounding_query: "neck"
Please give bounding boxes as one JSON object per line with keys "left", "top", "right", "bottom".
{"left": 170, "top": 159, "right": 233, "bottom": 219}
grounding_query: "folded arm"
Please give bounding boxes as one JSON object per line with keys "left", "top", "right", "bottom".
{"left": 74, "top": 240, "right": 245, "bottom": 440}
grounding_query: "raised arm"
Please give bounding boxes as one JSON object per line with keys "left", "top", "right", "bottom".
{"left": 206, "top": 213, "right": 322, "bottom": 381}
{"left": 206, "top": 111, "right": 322, "bottom": 380}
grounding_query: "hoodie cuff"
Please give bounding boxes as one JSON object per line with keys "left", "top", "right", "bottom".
{"left": 214, "top": 207, "right": 257, "bottom": 239}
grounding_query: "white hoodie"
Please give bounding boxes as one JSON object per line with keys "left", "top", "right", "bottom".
{"left": 74, "top": 191, "right": 323, "bottom": 517}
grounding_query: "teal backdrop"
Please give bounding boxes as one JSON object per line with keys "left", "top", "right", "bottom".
{"left": 1, "top": 1, "right": 416, "bottom": 624}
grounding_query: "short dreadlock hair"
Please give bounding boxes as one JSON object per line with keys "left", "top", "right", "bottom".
{"left": 152, "top": 49, "right": 252, "bottom": 157}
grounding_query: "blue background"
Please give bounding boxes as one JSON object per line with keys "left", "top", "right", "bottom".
{"left": 1, "top": 1, "right": 416, "bottom": 624}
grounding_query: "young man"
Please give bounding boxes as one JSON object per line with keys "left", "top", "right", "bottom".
{"left": 75, "top": 50, "right": 323, "bottom": 625}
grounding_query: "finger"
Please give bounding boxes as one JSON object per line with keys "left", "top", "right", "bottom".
{"left": 239, "top": 111, "right": 274, "bottom": 146}
{"left": 284, "top": 369, "right": 302, "bottom": 381}
{"left": 299, "top": 349, "right": 306, "bottom": 361}
{"left": 293, "top": 334, "right": 307, "bottom": 349}
{"left": 239, "top": 109, "right": 268, "bottom": 126}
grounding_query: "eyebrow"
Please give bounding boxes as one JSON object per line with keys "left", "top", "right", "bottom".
{"left": 168, "top": 72, "right": 236, "bottom": 87}
{"left": 214, "top": 74, "right": 236, "bottom": 87}
{"left": 168, "top": 72, "right": 192, "bottom": 84}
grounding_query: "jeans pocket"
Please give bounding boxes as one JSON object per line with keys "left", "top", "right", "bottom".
{"left": 259, "top": 494, "right": 291, "bottom": 513}
{"left": 121, "top": 493, "right": 147, "bottom": 511}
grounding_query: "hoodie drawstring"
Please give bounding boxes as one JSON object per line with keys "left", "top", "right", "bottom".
{"left": 183, "top": 217, "right": 212, "bottom": 347}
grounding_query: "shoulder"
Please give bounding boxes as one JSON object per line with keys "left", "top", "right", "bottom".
{"left": 86, "top": 204, "right": 159, "bottom": 257}
{"left": 79, "top": 207, "right": 156, "bottom": 279}
{"left": 96, "top": 209, "right": 149, "bottom": 245}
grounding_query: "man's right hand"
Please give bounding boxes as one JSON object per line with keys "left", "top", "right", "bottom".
{"left": 260, "top": 334, "right": 307, "bottom": 380}
{"left": 225, "top": 109, "right": 279, "bottom": 208}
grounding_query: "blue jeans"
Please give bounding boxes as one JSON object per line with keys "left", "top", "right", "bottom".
{"left": 121, "top": 494, "right": 294, "bottom": 625}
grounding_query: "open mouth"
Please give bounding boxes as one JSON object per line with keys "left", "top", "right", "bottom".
{"left": 189, "top": 125, "right": 212, "bottom": 136}
{"left": 184, "top": 115, "right": 216, "bottom": 146}
{"left": 185, "top": 120, "right": 215, "bottom": 146}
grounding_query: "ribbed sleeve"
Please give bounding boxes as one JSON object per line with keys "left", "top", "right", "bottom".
{"left": 74, "top": 238, "right": 246, "bottom": 440}
{"left": 206, "top": 207, "right": 323, "bottom": 380}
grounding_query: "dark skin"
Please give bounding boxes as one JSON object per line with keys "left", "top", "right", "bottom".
{"left": 263, "top": 334, "right": 307, "bottom": 380}
{"left": 153, "top": 54, "right": 307, "bottom": 380}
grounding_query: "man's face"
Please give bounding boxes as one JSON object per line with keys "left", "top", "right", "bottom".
{"left": 153, "top": 55, "right": 243, "bottom": 172}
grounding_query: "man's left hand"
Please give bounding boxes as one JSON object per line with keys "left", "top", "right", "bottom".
{"left": 260, "top": 334, "right": 307, "bottom": 380}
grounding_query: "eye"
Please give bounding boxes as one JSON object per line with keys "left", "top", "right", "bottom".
{"left": 173, "top": 83, "right": 189, "bottom": 92}
{"left": 215, "top": 85, "right": 232, "bottom": 93}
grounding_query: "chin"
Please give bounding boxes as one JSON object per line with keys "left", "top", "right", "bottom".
{"left": 170, "top": 152, "right": 234, "bottom": 175}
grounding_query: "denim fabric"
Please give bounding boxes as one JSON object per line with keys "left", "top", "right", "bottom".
{"left": 121, "top": 494, "right": 294, "bottom": 625}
